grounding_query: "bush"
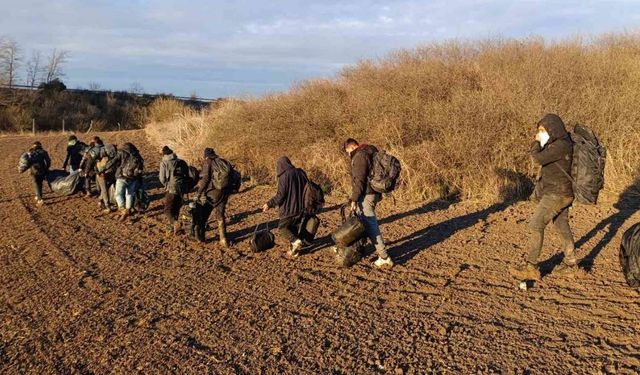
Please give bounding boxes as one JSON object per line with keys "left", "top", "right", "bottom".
{"left": 145, "top": 34, "right": 640, "bottom": 203}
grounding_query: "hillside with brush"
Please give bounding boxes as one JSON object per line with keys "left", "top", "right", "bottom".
{"left": 145, "top": 34, "right": 640, "bottom": 203}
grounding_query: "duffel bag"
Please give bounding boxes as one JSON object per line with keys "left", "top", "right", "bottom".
{"left": 250, "top": 222, "right": 275, "bottom": 253}
{"left": 331, "top": 204, "right": 365, "bottom": 247}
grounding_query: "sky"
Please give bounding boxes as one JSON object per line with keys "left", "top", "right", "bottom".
{"left": 1, "top": 0, "right": 639, "bottom": 98}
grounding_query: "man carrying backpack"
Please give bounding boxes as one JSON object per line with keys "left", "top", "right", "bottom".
{"left": 62, "top": 135, "right": 86, "bottom": 172}
{"left": 79, "top": 137, "right": 103, "bottom": 197}
{"left": 344, "top": 138, "right": 394, "bottom": 269}
{"left": 262, "top": 157, "right": 309, "bottom": 257}
{"left": 99, "top": 142, "right": 144, "bottom": 221}
{"left": 96, "top": 143, "right": 117, "bottom": 213}
{"left": 26, "top": 141, "right": 51, "bottom": 206}
{"left": 159, "top": 146, "right": 186, "bottom": 235}
{"left": 193, "top": 147, "right": 234, "bottom": 247}
{"left": 509, "top": 114, "right": 578, "bottom": 281}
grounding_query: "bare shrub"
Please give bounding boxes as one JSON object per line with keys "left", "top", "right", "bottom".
{"left": 146, "top": 34, "right": 640, "bottom": 203}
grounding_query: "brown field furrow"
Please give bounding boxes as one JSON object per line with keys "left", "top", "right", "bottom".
{"left": 1, "top": 130, "right": 639, "bottom": 374}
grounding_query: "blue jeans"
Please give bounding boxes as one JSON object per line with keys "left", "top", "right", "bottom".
{"left": 357, "top": 193, "right": 388, "bottom": 258}
{"left": 115, "top": 178, "right": 138, "bottom": 210}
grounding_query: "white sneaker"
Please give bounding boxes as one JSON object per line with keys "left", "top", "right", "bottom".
{"left": 374, "top": 256, "right": 394, "bottom": 269}
{"left": 289, "top": 239, "right": 303, "bottom": 257}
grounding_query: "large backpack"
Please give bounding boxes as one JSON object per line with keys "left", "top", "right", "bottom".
{"left": 186, "top": 166, "right": 200, "bottom": 192}
{"left": 18, "top": 153, "right": 31, "bottom": 173}
{"left": 569, "top": 125, "right": 606, "bottom": 204}
{"left": 121, "top": 151, "right": 144, "bottom": 179}
{"left": 210, "top": 157, "right": 232, "bottom": 190}
{"left": 369, "top": 149, "right": 401, "bottom": 194}
{"left": 172, "top": 158, "right": 190, "bottom": 190}
{"left": 229, "top": 168, "right": 242, "bottom": 194}
{"left": 303, "top": 180, "right": 325, "bottom": 215}
{"left": 620, "top": 222, "right": 640, "bottom": 287}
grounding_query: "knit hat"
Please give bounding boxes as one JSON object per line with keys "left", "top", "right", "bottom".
{"left": 204, "top": 147, "right": 216, "bottom": 159}
{"left": 162, "top": 146, "right": 173, "bottom": 155}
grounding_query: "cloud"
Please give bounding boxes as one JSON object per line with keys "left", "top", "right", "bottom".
{"left": 1, "top": 0, "right": 639, "bottom": 97}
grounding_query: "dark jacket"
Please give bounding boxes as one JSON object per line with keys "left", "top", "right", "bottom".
{"left": 349, "top": 144, "right": 378, "bottom": 202}
{"left": 196, "top": 153, "right": 228, "bottom": 204}
{"left": 80, "top": 144, "right": 103, "bottom": 177}
{"left": 101, "top": 143, "right": 143, "bottom": 180}
{"left": 530, "top": 114, "right": 574, "bottom": 197}
{"left": 268, "top": 157, "right": 308, "bottom": 218}
{"left": 63, "top": 141, "right": 86, "bottom": 170}
{"left": 159, "top": 153, "right": 180, "bottom": 194}
{"left": 29, "top": 147, "right": 51, "bottom": 177}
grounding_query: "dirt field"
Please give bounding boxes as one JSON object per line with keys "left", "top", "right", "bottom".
{"left": 1, "top": 130, "right": 639, "bottom": 374}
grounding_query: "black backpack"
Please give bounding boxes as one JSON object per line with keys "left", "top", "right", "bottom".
{"left": 620, "top": 222, "right": 640, "bottom": 287}
{"left": 369, "top": 149, "right": 401, "bottom": 194}
{"left": 303, "top": 180, "right": 325, "bottom": 215}
{"left": 570, "top": 125, "right": 606, "bottom": 204}
{"left": 121, "top": 151, "right": 144, "bottom": 179}
{"left": 172, "top": 158, "right": 191, "bottom": 191}
{"left": 229, "top": 168, "right": 242, "bottom": 194}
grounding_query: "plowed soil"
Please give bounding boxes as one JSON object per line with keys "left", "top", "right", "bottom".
{"left": 1, "top": 130, "right": 639, "bottom": 374}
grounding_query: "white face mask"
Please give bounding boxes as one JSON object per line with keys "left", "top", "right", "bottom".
{"left": 538, "top": 131, "right": 550, "bottom": 148}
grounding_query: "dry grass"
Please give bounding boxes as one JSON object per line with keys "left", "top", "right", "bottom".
{"left": 145, "top": 33, "right": 640, "bottom": 203}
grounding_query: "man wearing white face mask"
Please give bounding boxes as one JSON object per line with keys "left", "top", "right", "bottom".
{"left": 510, "top": 113, "right": 578, "bottom": 281}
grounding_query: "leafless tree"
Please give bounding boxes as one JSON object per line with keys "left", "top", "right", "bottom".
{"left": 44, "top": 48, "right": 69, "bottom": 83}
{"left": 88, "top": 82, "right": 101, "bottom": 91}
{"left": 0, "top": 37, "right": 21, "bottom": 87}
{"left": 25, "top": 50, "right": 44, "bottom": 87}
{"left": 129, "top": 82, "right": 144, "bottom": 94}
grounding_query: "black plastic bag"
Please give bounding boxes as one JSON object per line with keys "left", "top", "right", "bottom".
{"left": 331, "top": 205, "right": 366, "bottom": 247}
{"left": 250, "top": 222, "right": 275, "bottom": 253}
{"left": 49, "top": 170, "right": 82, "bottom": 196}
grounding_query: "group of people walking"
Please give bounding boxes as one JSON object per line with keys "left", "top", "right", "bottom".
{"left": 20, "top": 135, "right": 396, "bottom": 268}
{"left": 20, "top": 113, "right": 608, "bottom": 276}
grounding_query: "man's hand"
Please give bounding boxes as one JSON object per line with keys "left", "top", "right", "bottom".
{"left": 350, "top": 201, "right": 358, "bottom": 213}
{"left": 262, "top": 203, "right": 270, "bottom": 213}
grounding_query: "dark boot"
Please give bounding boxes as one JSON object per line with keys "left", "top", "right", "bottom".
{"left": 509, "top": 262, "right": 541, "bottom": 281}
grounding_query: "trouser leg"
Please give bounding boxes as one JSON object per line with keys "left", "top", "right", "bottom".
{"left": 358, "top": 193, "right": 388, "bottom": 259}
{"left": 278, "top": 216, "right": 300, "bottom": 243}
{"left": 526, "top": 195, "right": 574, "bottom": 264}
{"left": 32, "top": 175, "right": 44, "bottom": 200}
{"left": 97, "top": 175, "right": 109, "bottom": 207}
{"left": 553, "top": 207, "right": 576, "bottom": 264}
{"left": 115, "top": 179, "right": 126, "bottom": 209}
{"left": 124, "top": 180, "right": 137, "bottom": 210}
{"left": 196, "top": 202, "right": 214, "bottom": 242}
{"left": 164, "top": 193, "right": 177, "bottom": 224}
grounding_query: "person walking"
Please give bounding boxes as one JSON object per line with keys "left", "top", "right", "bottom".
{"left": 193, "top": 148, "right": 231, "bottom": 247}
{"left": 159, "top": 146, "right": 186, "bottom": 235}
{"left": 509, "top": 113, "right": 578, "bottom": 281}
{"left": 27, "top": 141, "right": 51, "bottom": 206}
{"left": 344, "top": 138, "right": 394, "bottom": 269}
{"left": 262, "top": 156, "right": 308, "bottom": 257}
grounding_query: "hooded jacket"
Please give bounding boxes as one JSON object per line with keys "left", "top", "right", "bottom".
{"left": 350, "top": 144, "right": 378, "bottom": 202}
{"left": 267, "top": 157, "right": 308, "bottom": 218}
{"left": 159, "top": 153, "right": 181, "bottom": 194}
{"left": 102, "top": 143, "right": 143, "bottom": 180}
{"left": 530, "top": 114, "right": 574, "bottom": 197}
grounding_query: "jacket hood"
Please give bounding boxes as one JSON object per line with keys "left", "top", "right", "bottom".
{"left": 204, "top": 147, "right": 217, "bottom": 159}
{"left": 162, "top": 153, "right": 177, "bottom": 161}
{"left": 538, "top": 113, "right": 569, "bottom": 142}
{"left": 276, "top": 156, "right": 295, "bottom": 176}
